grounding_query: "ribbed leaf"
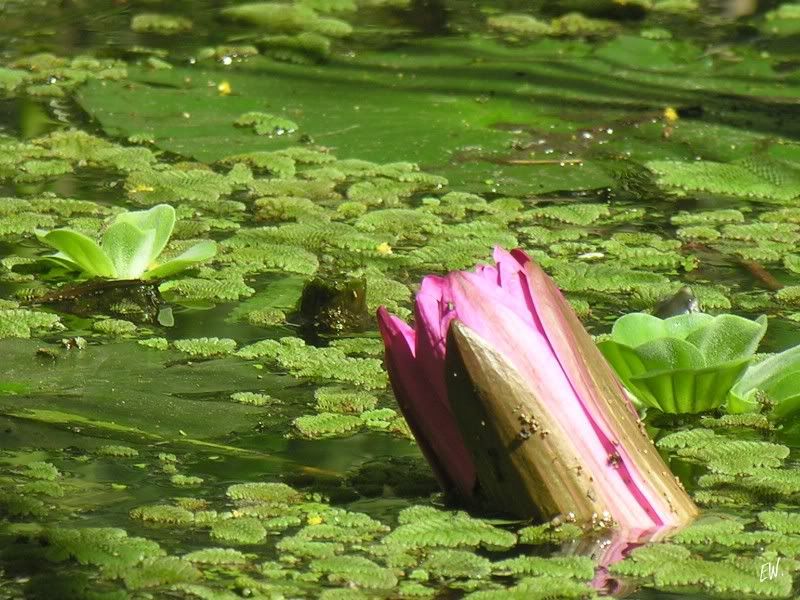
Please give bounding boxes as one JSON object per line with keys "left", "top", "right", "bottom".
{"left": 630, "top": 361, "right": 751, "bottom": 414}
{"left": 36, "top": 229, "right": 116, "bottom": 277}
{"left": 113, "top": 203, "right": 176, "bottom": 264}
{"left": 635, "top": 337, "right": 706, "bottom": 372}
{"left": 102, "top": 221, "right": 156, "bottom": 279}
{"left": 728, "top": 344, "right": 800, "bottom": 419}
{"left": 143, "top": 240, "right": 216, "bottom": 280}
{"left": 685, "top": 314, "right": 767, "bottom": 365}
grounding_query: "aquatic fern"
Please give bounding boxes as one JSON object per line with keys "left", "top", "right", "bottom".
{"left": 329, "top": 338, "right": 385, "bottom": 357}
{"left": 171, "top": 474, "right": 204, "bottom": 486}
{"left": 740, "top": 468, "right": 800, "bottom": 498}
{"left": 294, "top": 412, "right": 363, "bottom": 438}
{"left": 159, "top": 275, "right": 255, "bottom": 302}
{"left": 516, "top": 522, "right": 583, "bottom": 545}
{"left": 131, "top": 13, "right": 193, "bottom": 34}
{"left": 93, "top": 318, "right": 137, "bottom": 336}
{"left": 123, "top": 556, "right": 201, "bottom": 590}
{"left": 126, "top": 168, "right": 237, "bottom": 204}
{"left": 656, "top": 428, "right": 718, "bottom": 450}
{"left": 44, "top": 527, "right": 163, "bottom": 569}
{"left": 235, "top": 112, "right": 298, "bottom": 136}
{"left": 222, "top": 2, "right": 352, "bottom": 37}
{"left": 315, "top": 387, "right": 378, "bottom": 413}
{"left": 384, "top": 507, "right": 516, "bottom": 550}
{"left": 552, "top": 262, "right": 668, "bottom": 293}
{"left": 226, "top": 482, "right": 302, "bottom": 504}
{"left": 677, "top": 439, "right": 789, "bottom": 474}
{"left": 759, "top": 511, "right": 800, "bottom": 534}
{"left": 614, "top": 550, "right": 793, "bottom": 597}
{"left": 276, "top": 536, "right": 344, "bottom": 559}
{"left": 21, "top": 461, "right": 60, "bottom": 480}
{"left": 255, "top": 196, "right": 329, "bottom": 222}
{"left": 487, "top": 14, "right": 551, "bottom": 37}
{"left": 311, "top": 556, "right": 398, "bottom": 589}
{"left": 184, "top": 548, "right": 249, "bottom": 565}
{"left": 647, "top": 158, "right": 800, "bottom": 203}
{"left": 230, "top": 392, "right": 274, "bottom": 406}
{"left": 699, "top": 413, "right": 772, "bottom": 431}
{"left": 677, "top": 226, "right": 720, "bottom": 241}
{"left": 138, "top": 337, "right": 169, "bottom": 350}
{"left": 210, "top": 517, "right": 267, "bottom": 544}
{"left": 96, "top": 445, "right": 139, "bottom": 458}
{"left": 671, "top": 209, "right": 745, "bottom": 225}
{"left": 423, "top": 550, "right": 492, "bottom": 580}
{"left": 355, "top": 209, "right": 443, "bottom": 238}
{"left": 465, "top": 576, "right": 595, "bottom": 599}
{"left": 217, "top": 242, "right": 319, "bottom": 276}
{"left": 671, "top": 517, "right": 746, "bottom": 544}
{"left": 528, "top": 203, "right": 610, "bottom": 226}
{"left": 130, "top": 504, "right": 195, "bottom": 525}
{"left": 236, "top": 337, "right": 387, "bottom": 389}
{"left": 492, "top": 556, "right": 594, "bottom": 579}
{"left": 174, "top": 337, "right": 237, "bottom": 357}
{"left": 0, "top": 308, "right": 63, "bottom": 339}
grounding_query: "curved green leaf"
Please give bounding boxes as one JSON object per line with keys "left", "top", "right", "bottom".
{"left": 634, "top": 337, "right": 706, "bottom": 372}
{"left": 685, "top": 314, "right": 767, "bottom": 365}
{"left": 609, "top": 313, "right": 667, "bottom": 348}
{"left": 102, "top": 221, "right": 157, "bottom": 280}
{"left": 113, "top": 204, "right": 176, "bottom": 264}
{"left": 631, "top": 361, "right": 750, "bottom": 414}
{"left": 36, "top": 229, "right": 116, "bottom": 278}
{"left": 662, "top": 312, "right": 715, "bottom": 340}
{"left": 143, "top": 240, "right": 216, "bottom": 280}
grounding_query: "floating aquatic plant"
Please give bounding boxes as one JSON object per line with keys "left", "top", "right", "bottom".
{"left": 174, "top": 337, "right": 237, "bottom": 358}
{"left": 728, "top": 343, "right": 800, "bottom": 420}
{"left": 598, "top": 312, "right": 767, "bottom": 413}
{"left": 131, "top": 13, "right": 193, "bottom": 34}
{"left": 36, "top": 204, "right": 216, "bottom": 281}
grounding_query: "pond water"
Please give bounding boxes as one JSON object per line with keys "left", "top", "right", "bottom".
{"left": 2, "top": 0, "right": 800, "bottom": 598}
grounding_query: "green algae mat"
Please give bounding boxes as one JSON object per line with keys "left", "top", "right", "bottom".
{"left": 3, "top": 0, "right": 800, "bottom": 597}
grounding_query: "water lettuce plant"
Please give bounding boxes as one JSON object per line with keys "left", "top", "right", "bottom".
{"left": 598, "top": 312, "right": 767, "bottom": 414}
{"left": 36, "top": 204, "right": 216, "bottom": 280}
{"left": 377, "top": 247, "right": 697, "bottom": 530}
{"left": 727, "top": 344, "right": 800, "bottom": 420}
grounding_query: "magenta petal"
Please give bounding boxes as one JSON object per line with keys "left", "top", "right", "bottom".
{"left": 376, "top": 306, "right": 416, "bottom": 355}
{"left": 447, "top": 269, "right": 663, "bottom": 528}
{"left": 520, "top": 259, "right": 674, "bottom": 528}
{"left": 377, "top": 306, "right": 476, "bottom": 496}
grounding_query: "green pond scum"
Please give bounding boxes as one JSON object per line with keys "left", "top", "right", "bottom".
{"left": 2, "top": 0, "right": 800, "bottom": 597}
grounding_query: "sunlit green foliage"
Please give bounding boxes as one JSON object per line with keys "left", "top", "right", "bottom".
{"left": 174, "top": 337, "right": 237, "bottom": 357}
{"left": 384, "top": 506, "right": 516, "bottom": 550}
{"left": 237, "top": 336, "right": 387, "bottom": 389}
{"left": 131, "top": 13, "right": 193, "bottom": 34}
{"left": 3, "top": 3, "right": 800, "bottom": 599}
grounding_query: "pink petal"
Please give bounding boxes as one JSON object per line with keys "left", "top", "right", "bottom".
{"left": 520, "top": 258, "right": 674, "bottom": 528}
{"left": 377, "top": 306, "right": 476, "bottom": 497}
{"left": 376, "top": 306, "right": 416, "bottom": 355}
{"left": 447, "top": 270, "right": 661, "bottom": 528}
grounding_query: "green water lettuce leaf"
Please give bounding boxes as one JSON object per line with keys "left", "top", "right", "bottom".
{"left": 143, "top": 241, "right": 217, "bottom": 280}
{"left": 728, "top": 344, "right": 800, "bottom": 420}
{"left": 36, "top": 229, "right": 117, "bottom": 278}
{"left": 36, "top": 204, "right": 214, "bottom": 281}
{"left": 114, "top": 203, "right": 176, "bottom": 264}
{"left": 598, "top": 312, "right": 767, "bottom": 413}
{"left": 102, "top": 221, "right": 158, "bottom": 280}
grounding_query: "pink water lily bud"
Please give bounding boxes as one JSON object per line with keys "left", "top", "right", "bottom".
{"left": 377, "top": 247, "right": 697, "bottom": 532}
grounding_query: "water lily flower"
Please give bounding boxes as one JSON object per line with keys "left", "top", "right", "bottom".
{"left": 377, "top": 248, "right": 697, "bottom": 531}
